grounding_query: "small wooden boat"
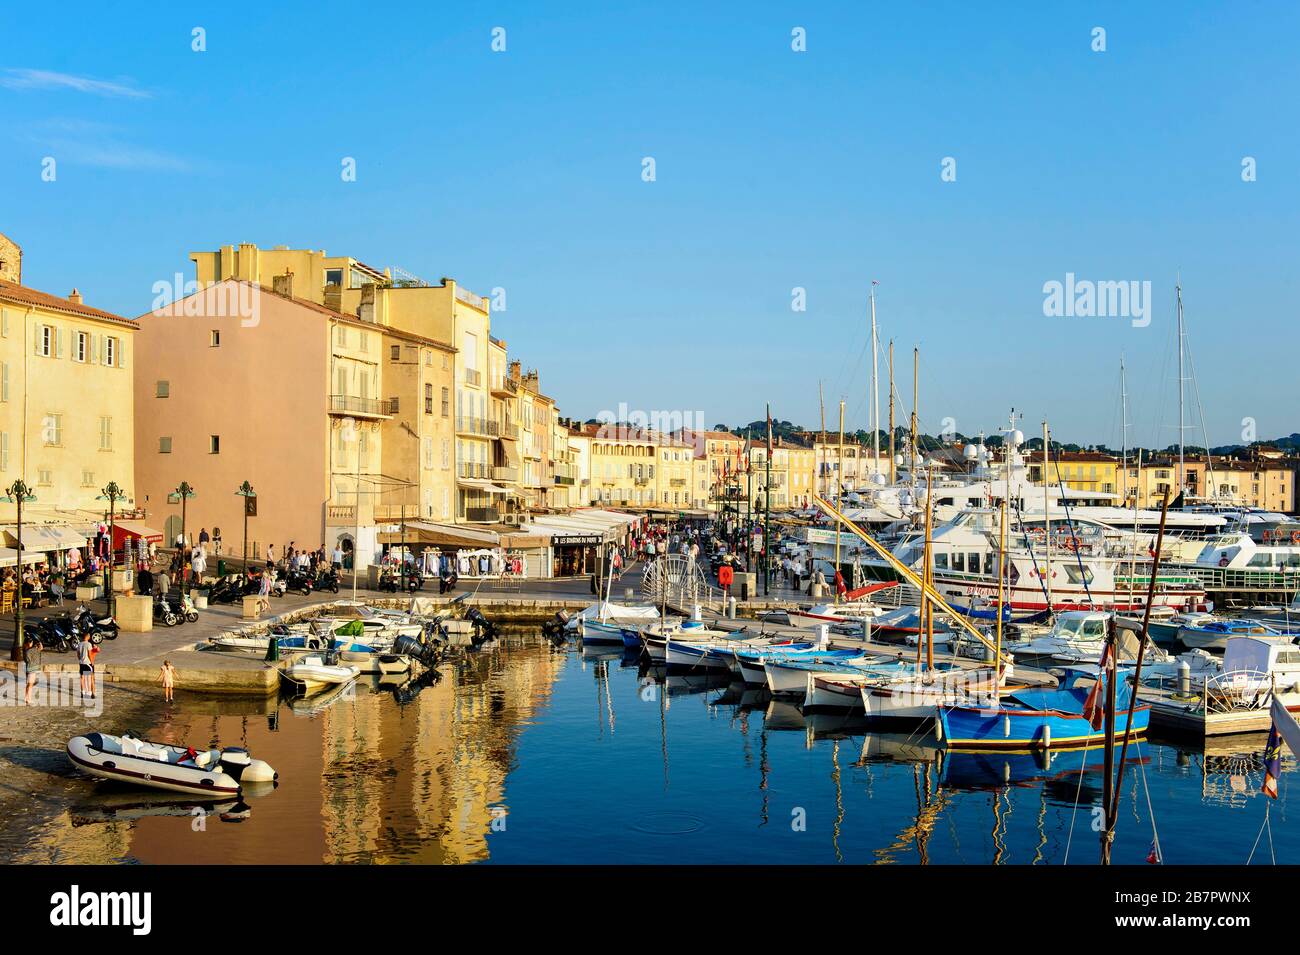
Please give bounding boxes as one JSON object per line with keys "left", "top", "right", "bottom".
{"left": 937, "top": 671, "right": 1150, "bottom": 750}
{"left": 67, "top": 732, "right": 276, "bottom": 796}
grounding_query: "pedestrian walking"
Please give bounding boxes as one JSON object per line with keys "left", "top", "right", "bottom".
{"left": 213, "top": 527, "right": 223, "bottom": 556}
{"left": 23, "top": 631, "right": 42, "bottom": 705}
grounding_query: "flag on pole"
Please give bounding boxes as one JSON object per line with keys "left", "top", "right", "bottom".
{"left": 766, "top": 404, "right": 774, "bottom": 454}
{"left": 1146, "top": 840, "right": 1162, "bottom": 864}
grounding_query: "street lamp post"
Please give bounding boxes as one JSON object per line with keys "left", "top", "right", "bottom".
{"left": 235, "top": 482, "right": 256, "bottom": 574}
{"left": 5, "top": 480, "right": 35, "bottom": 662}
{"left": 97, "top": 482, "right": 125, "bottom": 611}
{"left": 168, "top": 481, "right": 196, "bottom": 585}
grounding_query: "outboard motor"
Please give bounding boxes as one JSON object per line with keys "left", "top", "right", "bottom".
{"left": 392, "top": 633, "right": 440, "bottom": 667}
{"left": 541, "top": 610, "right": 570, "bottom": 644}
{"left": 217, "top": 747, "right": 278, "bottom": 783}
{"left": 465, "top": 607, "right": 497, "bottom": 644}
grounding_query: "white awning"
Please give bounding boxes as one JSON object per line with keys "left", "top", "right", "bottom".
{"left": 0, "top": 547, "right": 46, "bottom": 567}
{"left": 0, "top": 525, "right": 84, "bottom": 551}
{"left": 456, "top": 479, "right": 511, "bottom": 494}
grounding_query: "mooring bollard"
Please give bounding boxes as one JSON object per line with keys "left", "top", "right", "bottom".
{"left": 1178, "top": 658, "right": 1190, "bottom": 696}
{"left": 727, "top": 595, "right": 736, "bottom": 619}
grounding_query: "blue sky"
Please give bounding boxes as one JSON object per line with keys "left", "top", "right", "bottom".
{"left": 3, "top": 1, "right": 1296, "bottom": 447}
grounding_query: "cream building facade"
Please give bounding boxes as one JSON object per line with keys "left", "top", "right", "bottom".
{"left": 0, "top": 233, "right": 137, "bottom": 526}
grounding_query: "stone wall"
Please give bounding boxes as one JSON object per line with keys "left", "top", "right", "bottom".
{"left": 0, "top": 232, "right": 21, "bottom": 284}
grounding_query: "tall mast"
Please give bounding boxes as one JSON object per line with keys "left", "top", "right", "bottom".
{"left": 911, "top": 348, "right": 919, "bottom": 501}
{"left": 1043, "top": 420, "right": 1052, "bottom": 613}
{"left": 835, "top": 400, "right": 845, "bottom": 604}
{"left": 1176, "top": 278, "right": 1186, "bottom": 496}
{"left": 819, "top": 381, "right": 826, "bottom": 500}
{"left": 887, "top": 341, "right": 896, "bottom": 485}
{"left": 870, "top": 282, "right": 880, "bottom": 478}
{"left": 1120, "top": 356, "right": 1129, "bottom": 506}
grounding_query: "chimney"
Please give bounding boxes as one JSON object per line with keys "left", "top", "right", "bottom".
{"left": 358, "top": 283, "right": 376, "bottom": 323}
{"left": 67, "top": 288, "right": 82, "bottom": 305}
{"left": 272, "top": 270, "right": 294, "bottom": 299}
{"left": 508, "top": 359, "right": 521, "bottom": 381}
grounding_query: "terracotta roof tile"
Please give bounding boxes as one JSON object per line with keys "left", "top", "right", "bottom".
{"left": 0, "top": 279, "right": 137, "bottom": 328}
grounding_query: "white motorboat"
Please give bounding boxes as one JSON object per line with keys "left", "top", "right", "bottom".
{"left": 283, "top": 656, "right": 360, "bottom": 693}
{"left": 787, "top": 602, "right": 884, "bottom": 632}
{"left": 67, "top": 732, "right": 276, "bottom": 796}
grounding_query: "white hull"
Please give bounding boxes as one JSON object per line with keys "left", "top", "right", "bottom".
{"left": 803, "top": 675, "right": 865, "bottom": 712}
{"left": 66, "top": 733, "right": 274, "bottom": 797}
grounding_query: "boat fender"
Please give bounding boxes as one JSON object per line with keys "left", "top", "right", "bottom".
{"left": 1003, "top": 715, "right": 1011, "bottom": 738}
{"left": 1042, "top": 725, "right": 1051, "bottom": 748}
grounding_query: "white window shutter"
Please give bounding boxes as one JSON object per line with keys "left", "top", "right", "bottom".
{"left": 33, "top": 324, "right": 41, "bottom": 356}
{"left": 118, "top": 337, "right": 127, "bottom": 369}
{"left": 55, "top": 328, "right": 65, "bottom": 358}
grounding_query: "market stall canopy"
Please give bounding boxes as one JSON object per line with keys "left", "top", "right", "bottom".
{"left": 111, "top": 521, "right": 163, "bottom": 549}
{"left": 376, "top": 521, "right": 500, "bottom": 549}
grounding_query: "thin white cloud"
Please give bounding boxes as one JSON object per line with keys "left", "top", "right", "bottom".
{"left": 1, "top": 68, "right": 150, "bottom": 99}
{"left": 21, "top": 119, "right": 193, "bottom": 172}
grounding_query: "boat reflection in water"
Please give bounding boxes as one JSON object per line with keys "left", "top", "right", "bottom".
{"left": 22, "top": 636, "right": 1299, "bottom": 866}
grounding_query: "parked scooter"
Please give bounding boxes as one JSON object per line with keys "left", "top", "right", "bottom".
{"left": 178, "top": 591, "right": 199, "bottom": 624}
{"left": 72, "top": 603, "right": 118, "bottom": 640}
{"left": 153, "top": 592, "right": 182, "bottom": 627}
{"left": 377, "top": 569, "right": 423, "bottom": 594}
{"left": 280, "top": 568, "right": 314, "bottom": 596}
{"left": 313, "top": 567, "right": 341, "bottom": 594}
{"left": 31, "top": 614, "right": 88, "bottom": 652}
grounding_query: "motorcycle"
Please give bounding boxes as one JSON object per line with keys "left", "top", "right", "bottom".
{"left": 377, "top": 569, "right": 423, "bottom": 594}
{"left": 178, "top": 592, "right": 199, "bottom": 624}
{"left": 31, "top": 614, "right": 84, "bottom": 652}
{"left": 72, "top": 603, "right": 118, "bottom": 640}
{"left": 313, "top": 567, "right": 341, "bottom": 594}
{"left": 206, "top": 574, "right": 244, "bottom": 605}
{"left": 280, "top": 568, "right": 314, "bottom": 596}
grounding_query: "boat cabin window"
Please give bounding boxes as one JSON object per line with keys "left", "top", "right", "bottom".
{"left": 934, "top": 553, "right": 948, "bottom": 570}
{"left": 1064, "top": 565, "right": 1095, "bottom": 585}
{"left": 1247, "top": 553, "right": 1274, "bottom": 568}
{"left": 1276, "top": 650, "right": 1300, "bottom": 665}
{"left": 951, "top": 553, "right": 965, "bottom": 572}
{"left": 1082, "top": 619, "right": 1106, "bottom": 638}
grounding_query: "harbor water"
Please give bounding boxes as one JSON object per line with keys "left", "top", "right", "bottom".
{"left": 2, "top": 633, "right": 1295, "bottom": 865}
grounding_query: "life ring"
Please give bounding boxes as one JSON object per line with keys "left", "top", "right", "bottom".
{"left": 1292, "top": 531, "right": 1300, "bottom": 544}
{"left": 1027, "top": 527, "right": 1046, "bottom": 539}
{"left": 1061, "top": 537, "right": 1080, "bottom": 552}
{"left": 1219, "top": 556, "right": 1229, "bottom": 567}
{"left": 1262, "top": 530, "right": 1273, "bottom": 541}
